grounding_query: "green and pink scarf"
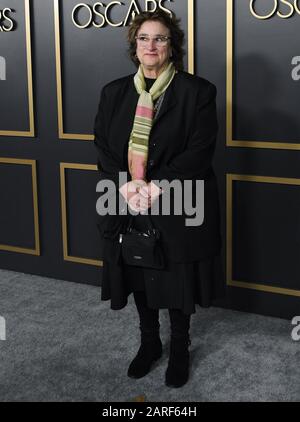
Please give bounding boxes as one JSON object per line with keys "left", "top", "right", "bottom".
{"left": 128, "top": 62, "right": 176, "bottom": 181}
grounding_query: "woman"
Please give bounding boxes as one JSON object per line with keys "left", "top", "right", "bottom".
{"left": 93, "top": 10, "right": 225, "bottom": 388}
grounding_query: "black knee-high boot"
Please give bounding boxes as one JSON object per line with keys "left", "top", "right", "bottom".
{"left": 165, "top": 308, "right": 191, "bottom": 388}
{"left": 127, "top": 291, "right": 162, "bottom": 379}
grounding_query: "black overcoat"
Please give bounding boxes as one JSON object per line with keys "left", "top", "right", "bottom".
{"left": 93, "top": 70, "right": 221, "bottom": 263}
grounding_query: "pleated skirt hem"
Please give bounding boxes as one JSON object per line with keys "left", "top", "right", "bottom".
{"left": 101, "top": 254, "right": 226, "bottom": 316}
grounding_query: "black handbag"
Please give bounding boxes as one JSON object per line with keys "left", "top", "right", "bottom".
{"left": 119, "top": 214, "right": 165, "bottom": 270}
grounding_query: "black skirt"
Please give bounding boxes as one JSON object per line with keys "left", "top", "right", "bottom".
{"left": 101, "top": 214, "right": 226, "bottom": 315}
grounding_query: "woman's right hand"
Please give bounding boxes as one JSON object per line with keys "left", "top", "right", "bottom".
{"left": 119, "top": 180, "right": 149, "bottom": 212}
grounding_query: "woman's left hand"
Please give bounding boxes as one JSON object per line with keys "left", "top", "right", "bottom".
{"left": 139, "top": 181, "right": 163, "bottom": 213}
{"left": 119, "top": 179, "right": 149, "bottom": 213}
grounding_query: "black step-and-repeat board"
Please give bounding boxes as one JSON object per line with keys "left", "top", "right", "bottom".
{"left": 1, "top": 0, "right": 300, "bottom": 319}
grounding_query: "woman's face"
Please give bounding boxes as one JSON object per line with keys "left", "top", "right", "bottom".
{"left": 135, "top": 20, "right": 172, "bottom": 75}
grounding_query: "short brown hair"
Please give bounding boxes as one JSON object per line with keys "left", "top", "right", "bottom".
{"left": 127, "top": 9, "right": 185, "bottom": 71}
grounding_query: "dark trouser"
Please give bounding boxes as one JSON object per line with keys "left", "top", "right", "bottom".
{"left": 133, "top": 291, "right": 191, "bottom": 341}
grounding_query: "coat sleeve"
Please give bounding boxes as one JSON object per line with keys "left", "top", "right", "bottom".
{"left": 93, "top": 86, "right": 130, "bottom": 188}
{"left": 93, "top": 85, "right": 130, "bottom": 238}
{"left": 152, "top": 83, "right": 218, "bottom": 183}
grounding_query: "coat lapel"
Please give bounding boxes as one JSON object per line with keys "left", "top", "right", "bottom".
{"left": 152, "top": 72, "right": 178, "bottom": 129}
{"left": 125, "top": 76, "right": 139, "bottom": 129}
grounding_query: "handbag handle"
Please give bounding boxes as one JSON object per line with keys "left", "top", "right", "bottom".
{"left": 125, "top": 213, "right": 158, "bottom": 236}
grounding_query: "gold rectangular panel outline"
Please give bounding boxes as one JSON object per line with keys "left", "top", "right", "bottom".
{"left": 60, "top": 162, "right": 102, "bottom": 266}
{"left": 227, "top": 173, "right": 300, "bottom": 297}
{"left": 54, "top": 0, "right": 195, "bottom": 140}
{"left": 226, "top": 0, "right": 300, "bottom": 150}
{"left": 0, "top": 0, "right": 35, "bottom": 137}
{"left": 0, "top": 157, "right": 40, "bottom": 255}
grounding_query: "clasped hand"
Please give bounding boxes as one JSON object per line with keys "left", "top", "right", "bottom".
{"left": 119, "top": 179, "right": 163, "bottom": 213}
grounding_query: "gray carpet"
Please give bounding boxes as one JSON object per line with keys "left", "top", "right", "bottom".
{"left": 0, "top": 268, "right": 299, "bottom": 402}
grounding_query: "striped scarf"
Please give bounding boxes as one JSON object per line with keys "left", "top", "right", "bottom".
{"left": 128, "top": 62, "right": 176, "bottom": 181}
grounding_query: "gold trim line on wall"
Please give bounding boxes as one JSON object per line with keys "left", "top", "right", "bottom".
{"left": 60, "top": 162, "right": 102, "bottom": 266}
{"left": 227, "top": 173, "right": 300, "bottom": 297}
{"left": 226, "top": 0, "right": 300, "bottom": 150}
{"left": 0, "top": 0, "right": 35, "bottom": 138}
{"left": 0, "top": 157, "right": 40, "bottom": 255}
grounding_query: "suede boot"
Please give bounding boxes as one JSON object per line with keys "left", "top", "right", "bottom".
{"left": 129, "top": 291, "right": 162, "bottom": 379}
{"left": 165, "top": 308, "right": 192, "bottom": 388}
{"left": 165, "top": 336, "right": 191, "bottom": 388}
{"left": 127, "top": 328, "right": 163, "bottom": 379}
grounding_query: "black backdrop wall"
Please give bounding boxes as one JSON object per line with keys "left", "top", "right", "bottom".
{"left": 0, "top": 0, "right": 300, "bottom": 320}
